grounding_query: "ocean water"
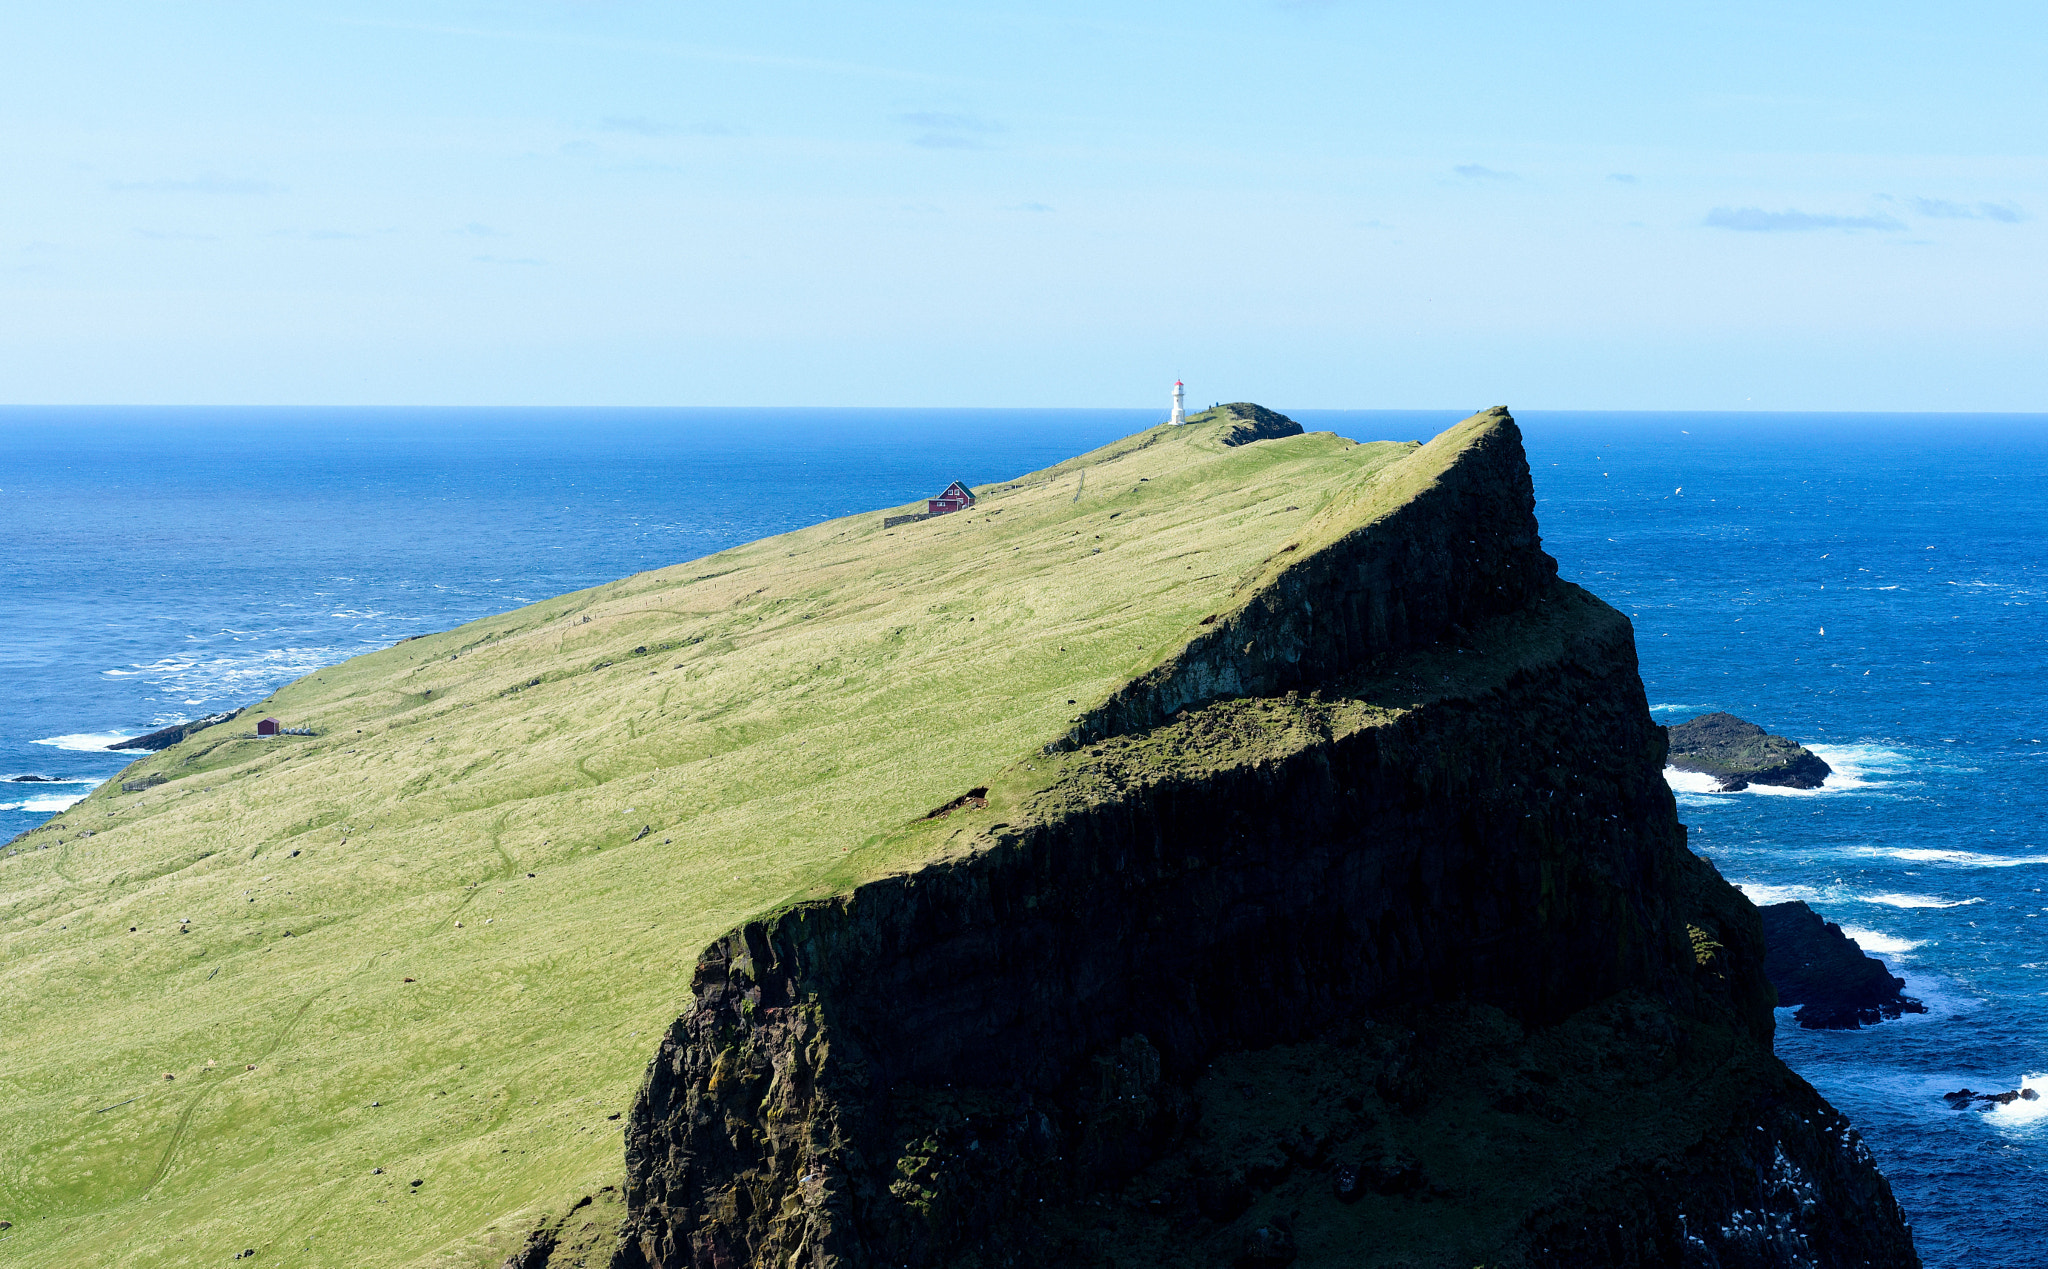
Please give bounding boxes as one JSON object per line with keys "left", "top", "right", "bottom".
{"left": 3, "top": 406, "right": 2044, "bottom": 1264}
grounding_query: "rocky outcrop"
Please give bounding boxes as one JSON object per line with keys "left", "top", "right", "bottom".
{"left": 612, "top": 411, "right": 1918, "bottom": 1269}
{"left": 1943, "top": 1087, "right": 2039, "bottom": 1111}
{"left": 1665, "top": 714, "right": 1830, "bottom": 791}
{"left": 1760, "top": 901, "right": 1926, "bottom": 1029}
{"left": 108, "top": 708, "right": 244, "bottom": 752}
{"left": 501, "top": 1187, "right": 628, "bottom": 1269}
{"left": 1199, "top": 402, "right": 1306, "bottom": 447}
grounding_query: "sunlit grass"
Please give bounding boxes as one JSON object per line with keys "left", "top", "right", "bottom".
{"left": 0, "top": 408, "right": 1461, "bottom": 1267}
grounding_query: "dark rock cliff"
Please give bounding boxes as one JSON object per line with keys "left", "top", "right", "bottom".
{"left": 1760, "top": 901, "right": 1926, "bottom": 1030}
{"left": 609, "top": 411, "right": 1918, "bottom": 1269}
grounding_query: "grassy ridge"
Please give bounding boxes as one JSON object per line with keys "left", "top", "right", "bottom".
{"left": 0, "top": 409, "right": 1436, "bottom": 1267}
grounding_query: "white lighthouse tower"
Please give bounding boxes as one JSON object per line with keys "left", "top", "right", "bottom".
{"left": 1169, "top": 379, "right": 1185, "bottom": 426}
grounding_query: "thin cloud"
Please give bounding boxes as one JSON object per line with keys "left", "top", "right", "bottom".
{"left": 1905, "top": 197, "right": 2025, "bottom": 223}
{"left": 109, "top": 174, "right": 281, "bottom": 195}
{"left": 1010, "top": 201, "right": 1053, "bottom": 212}
{"left": 899, "top": 112, "right": 1003, "bottom": 149}
{"left": 454, "top": 223, "right": 505, "bottom": 237}
{"left": 1704, "top": 207, "right": 1904, "bottom": 233}
{"left": 134, "top": 228, "right": 218, "bottom": 241}
{"left": 1453, "top": 164, "right": 1516, "bottom": 181}
{"left": 1607, "top": 173, "right": 1638, "bottom": 184}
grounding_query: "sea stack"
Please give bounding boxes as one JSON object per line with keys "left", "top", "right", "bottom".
{"left": 1666, "top": 711, "right": 1832, "bottom": 791}
{"left": 1759, "top": 900, "right": 1927, "bottom": 1029}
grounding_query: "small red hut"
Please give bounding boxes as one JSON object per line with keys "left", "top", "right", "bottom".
{"left": 257, "top": 717, "right": 280, "bottom": 736}
{"left": 927, "top": 481, "right": 975, "bottom": 517}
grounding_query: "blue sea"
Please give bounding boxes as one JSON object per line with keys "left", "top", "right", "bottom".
{"left": 3, "top": 406, "right": 2044, "bottom": 1266}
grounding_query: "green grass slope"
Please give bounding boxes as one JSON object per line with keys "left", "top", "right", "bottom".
{"left": 0, "top": 407, "right": 1476, "bottom": 1267}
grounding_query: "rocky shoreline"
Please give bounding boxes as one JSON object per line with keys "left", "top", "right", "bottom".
{"left": 105, "top": 708, "right": 244, "bottom": 752}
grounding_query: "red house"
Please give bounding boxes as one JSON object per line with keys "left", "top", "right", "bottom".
{"left": 257, "top": 717, "right": 281, "bottom": 736}
{"left": 927, "top": 481, "right": 975, "bottom": 517}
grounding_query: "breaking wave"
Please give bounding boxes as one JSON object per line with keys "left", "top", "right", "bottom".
{"left": 1663, "top": 741, "right": 1916, "bottom": 800}
{"left": 1850, "top": 846, "right": 2048, "bottom": 869}
{"left": 1838, "top": 926, "right": 1925, "bottom": 959}
{"left": 1987, "top": 1075, "right": 2048, "bottom": 1129}
{"left": 0, "top": 791, "right": 90, "bottom": 813}
{"left": 33, "top": 731, "right": 140, "bottom": 752}
{"left": 1731, "top": 881, "right": 1827, "bottom": 906}
{"left": 1729, "top": 882, "right": 1983, "bottom": 913}
{"left": 1863, "top": 894, "right": 1983, "bottom": 910}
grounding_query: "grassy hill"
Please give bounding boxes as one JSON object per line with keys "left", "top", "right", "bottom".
{"left": 0, "top": 406, "right": 1457, "bottom": 1267}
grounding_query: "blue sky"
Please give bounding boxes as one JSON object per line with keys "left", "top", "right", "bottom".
{"left": 3, "top": 2, "right": 2042, "bottom": 409}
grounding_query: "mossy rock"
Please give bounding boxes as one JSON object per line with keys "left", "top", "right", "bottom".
{"left": 1665, "top": 711, "right": 1830, "bottom": 790}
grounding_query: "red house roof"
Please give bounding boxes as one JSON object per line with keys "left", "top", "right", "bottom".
{"left": 927, "top": 481, "right": 976, "bottom": 516}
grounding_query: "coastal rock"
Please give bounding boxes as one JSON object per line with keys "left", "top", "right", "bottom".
{"left": 612, "top": 410, "right": 1918, "bottom": 1269}
{"left": 1665, "top": 712, "right": 1831, "bottom": 791}
{"left": 108, "top": 708, "right": 244, "bottom": 752}
{"left": 1943, "top": 1087, "right": 2040, "bottom": 1110}
{"left": 1760, "top": 901, "right": 1926, "bottom": 1029}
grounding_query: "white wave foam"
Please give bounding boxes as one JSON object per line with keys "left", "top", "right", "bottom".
{"left": 1663, "top": 741, "right": 1915, "bottom": 800}
{"left": 1808, "top": 742, "right": 1917, "bottom": 776}
{"left": 1732, "top": 881, "right": 1826, "bottom": 906}
{"left": 1663, "top": 768, "right": 1729, "bottom": 794}
{"left": 1854, "top": 847, "right": 2048, "bottom": 869}
{"left": 1650, "top": 704, "right": 1715, "bottom": 715}
{"left": 1837, "top": 925, "right": 1923, "bottom": 959}
{"left": 1987, "top": 1074, "right": 2048, "bottom": 1128}
{"left": 32, "top": 731, "right": 139, "bottom": 752}
{"left": 0, "top": 792, "right": 90, "bottom": 813}
{"left": 1862, "top": 893, "right": 1982, "bottom": 909}
{"left": 1743, "top": 781, "right": 1839, "bottom": 797}
{"left": 105, "top": 645, "right": 357, "bottom": 709}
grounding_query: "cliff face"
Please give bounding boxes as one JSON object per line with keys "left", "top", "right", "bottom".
{"left": 611, "top": 411, "right": 1917, "bottom": 1269}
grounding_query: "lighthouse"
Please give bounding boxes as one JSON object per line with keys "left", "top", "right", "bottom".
{"left": 1169, "top": 380, "right": 1185, "bottom": 426}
